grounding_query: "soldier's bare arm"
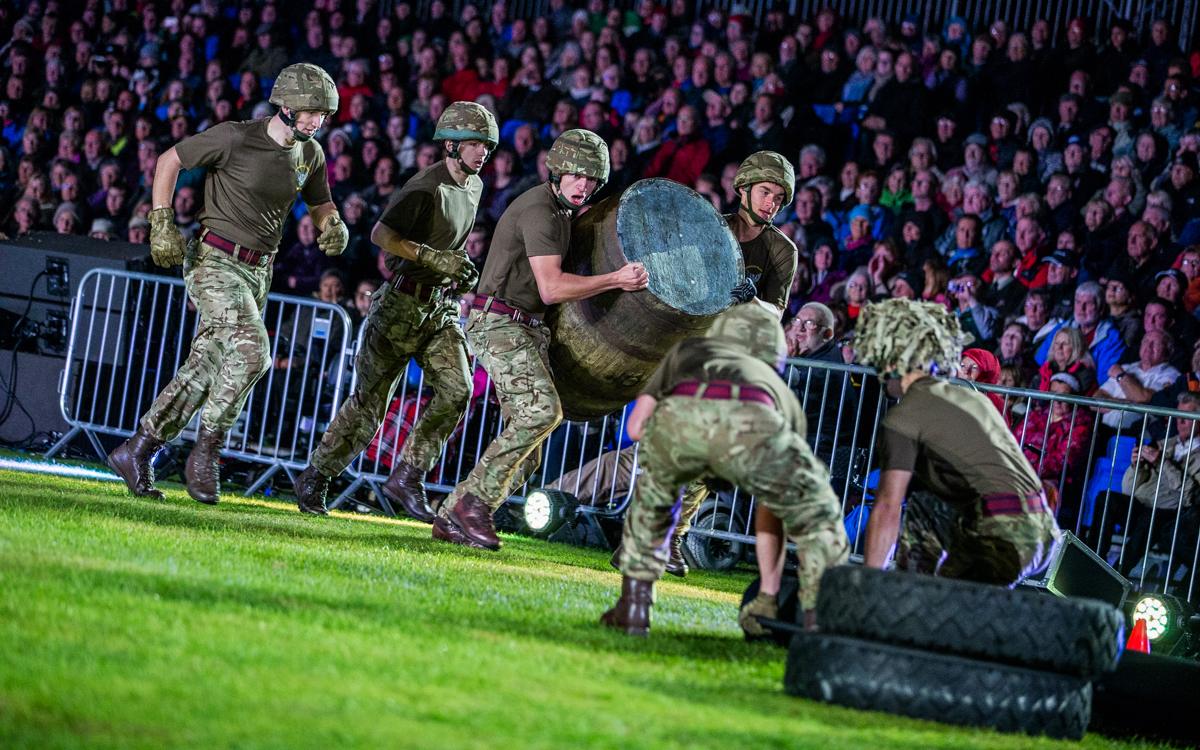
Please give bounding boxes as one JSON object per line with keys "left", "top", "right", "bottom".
{"left": 625, "top": 394, "right": 657, "bottom": 442}
{"left": 528, "top": 254, "right": 648, "bottom": 305}
{"left": 151, "top": 147, "right": 183, "bottom": 208}
{"left": 863, "top": 469, "right": 912, "bottom": 568}
{"left": 370, "top": 221, "right": 423, "bottom": 260}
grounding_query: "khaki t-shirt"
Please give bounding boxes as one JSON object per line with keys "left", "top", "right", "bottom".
{"left": 879, "top": 377, "right": 1042, "bottom": 506}
{"left": 477, "top": 181, "right": 573, "bottom": 314}
{"left": 378, "top": 161, "right": 483, "bottom": 284}
{"left": 641, "top": 338, "right": 805, "bottom": 433}
{"left": 727, "top": 217, "right": 798, "bottom": 311}
{"left": 175, "top": 119, "right": 331, "bottom": 254}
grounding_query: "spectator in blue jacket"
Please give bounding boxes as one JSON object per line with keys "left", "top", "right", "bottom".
{"left": 1035, "top": 280, "right": 1126, "bottom": 377}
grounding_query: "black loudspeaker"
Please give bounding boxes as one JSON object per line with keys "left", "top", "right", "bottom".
{"left": 0, "top": 232, "right": 155, "bottom": 356}
{"left": 1044, "top": 531, "right": 1133, "bottom": 610}
{"left": 0, "top": 352, "right": 72, "bottom": 444}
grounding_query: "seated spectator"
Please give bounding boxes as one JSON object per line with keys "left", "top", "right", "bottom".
{"left": 1104, "top": 269, "right": 1143, "bottom": 352}
{"left": 979, "top": 239, "right": 1025, "bottom": 319}
{"left": 839, "top": 204, "right": 876, "bottom": 270}
{"left": 959, "top": 347, "right": 1005, "bottom": 412}
{"left": 1013, "top": 372, "right": 1094, "bottom": 508}
{"left": 273, "top": 214, "right": 329, "bottom": 296}
{"left": 1095, "top": 330, "right": 1181, "bottom": 429}
{"left": 805, "top": 238, "right": 845, "bottom": 306}
{"left": 1034, "top": 326, "right": 1098, "bottom": 395}
{"left": 1036, "top": 281, "right": 1126, "bottom": 378}
{"left": 833, "top": 267, "right": 874, "bottom": 326}
{"left": 950, "top": 269, "right": 999, "bottom": 346}
{"left": 1117, "top": 391, "right": 1200, "bottom": 576}
{"left": 641, "top": 104, "right": 709, "bottom": 187}
{"left": 995, "top": 321, "right": 1037, "bottom": 383}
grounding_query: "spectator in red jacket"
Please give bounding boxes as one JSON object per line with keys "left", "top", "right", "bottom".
{"left": 642, "top": 105, "right": 710, "bottom": 187}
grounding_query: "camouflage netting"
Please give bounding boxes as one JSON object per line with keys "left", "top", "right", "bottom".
{"left": 854, "top": 298, "right": 967, "bottom": 377}
{"left": 734, "top": 151, "right": 795, "bottom": 205}
{"left": 269, "top": 63, "right": 339, "bottom": 113}
{"left": 434, "top": 101, "right": 499, "bottom": 149}
{"left": 706, "top": 302, "right": 787, "bottom": 368}
{"left": 547, "top": 128, "right": 610, "bottom": 185}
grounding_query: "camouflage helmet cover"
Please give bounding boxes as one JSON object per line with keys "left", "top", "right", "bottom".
{"left": 434, "top": 101, "right": 500, "bottom": 149}
{"left": 546, "top": 128, "right": 610, "bottom": 185}
{"left": 706, "top": 302, "right": 787, "bottom": 368}
{"left": 854, "top": 298, "right": 967, "bottom": 377}
{"left": 269, "top": 63, "right": 339, "bottom": 114}
{"left": 734, "top": 150, "right": 796, "bottom": 205}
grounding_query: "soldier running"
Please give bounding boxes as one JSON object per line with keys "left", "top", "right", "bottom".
{"left": 294, "top": 102, "right": 496, "bottom": 518}
{"left": 108, "top": 63, "right": 346, "bottom": 505}
{"left": 600, "top": 303, "right": 848, "bottom": 635}
{"left": 433, "top": 129, "right": 649, "bottom": 550}
{"left": 856, "top": 298, "right": 1062, "bottom": 584}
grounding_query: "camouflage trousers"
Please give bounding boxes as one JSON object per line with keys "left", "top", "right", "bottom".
{"left": 897, "top": 490, "right": 1062, "bottom": 586}
{"left": 141, "top": 242, "right": 272, "bottom": 440}
{"left": 443, "top": 310, "right": 561, "bottom": 514}
{"left": 547, "top": 444, "right": 708, "bottom": 534}
{"left": 619, "top": 397, "right": 849, "bottom": 610}
{"left": 310, "top": 284, "right": 469, "bottom": 477}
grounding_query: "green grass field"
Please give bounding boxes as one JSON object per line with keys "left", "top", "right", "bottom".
{"left": 0, "top": 462, "right": 1167, "bottom": 749}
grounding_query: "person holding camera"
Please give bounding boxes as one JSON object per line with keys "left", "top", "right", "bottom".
{"left": 950, "top": 269, "right": 1000, "bottom": 347}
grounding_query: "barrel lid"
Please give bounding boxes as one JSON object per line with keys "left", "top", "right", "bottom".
{"left": 615, "top": 179, "right": 743, "bottom": 316}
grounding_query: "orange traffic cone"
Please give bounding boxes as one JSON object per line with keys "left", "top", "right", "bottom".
{"left": 1126, "top": 618, "right": 1151, "bottom": 654}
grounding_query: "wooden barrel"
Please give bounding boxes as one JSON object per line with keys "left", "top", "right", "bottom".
{"left": 547, "top": 178, "right": 743, "bottom": 421}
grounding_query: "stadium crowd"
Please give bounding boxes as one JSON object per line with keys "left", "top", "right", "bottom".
{"left": 4, "top": 0, "right": 1200, "bottom": 413}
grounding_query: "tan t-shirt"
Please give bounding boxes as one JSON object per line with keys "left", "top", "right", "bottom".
{"left": 879, "top": 377, "right": 1042, "bottom": 506}
{"left": 476, "top": 181, "right": 573, "bottom": 314}
{"left": 641, "top": 338, "right": 805, "bottom": 433}
{"left": 377, "top": 161, "right": 483, "bottom": 284}
{"left": 175, "top": 118, "right": 331, "bottom": 254}
{"left": 727, "top": 216, "right": 798, "bottom": 311}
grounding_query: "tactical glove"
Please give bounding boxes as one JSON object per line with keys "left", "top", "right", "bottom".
{"left": 731, "top": 276, "right": 758, "bottom": 304}
{"left": 148, "top": 207, "right": 185, "bottom": 268}
{"left": 737, "top": 591, "right": 778, "bottom": 637}
{"left": 317, "top": 214, "right": 349, "bottom": 256}
{"left": 452, "top": 261, "right": 480, "bottom": 293}
{"left": 416, "top": 243, "right": 469, "bottom": 279}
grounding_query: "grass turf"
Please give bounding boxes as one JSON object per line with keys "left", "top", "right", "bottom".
{"left": 0, "top": 463, "right": 1167, "bottom": 750}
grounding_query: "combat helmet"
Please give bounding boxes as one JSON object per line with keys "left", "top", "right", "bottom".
{"left": 854, "top": 298, "right": 967, "bottom": 378}
{"left": 269, "top": 63, "right": 339, "bottom": 142}
{"left": 434, "top": 101, "right": 499, "bottom": 175}
{"left": 734, "top": 151, "right": 795, "bottom": 225}
{"left": 706, "top": 302, "right": 787, "bottom": 370}
{"left": 546, "top": 128, "right": 610, "bottom": 208}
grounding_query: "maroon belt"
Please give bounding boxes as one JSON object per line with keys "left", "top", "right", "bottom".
{"left": 472, "top": 295, "right": 543, "bottom": 327}
{"left": 670, "top": 380, "right": 776, "bottom": 408}
{"left": 200, "top": 228, "right": 267, "bottom": 265}
{"left": 391, "top": 275, "right": 443, "bottom": 304}
{"left": 981, "top": 491, "right": 1050, "bottom": 517}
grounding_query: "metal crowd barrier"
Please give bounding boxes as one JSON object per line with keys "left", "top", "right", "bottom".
{"left": 332, "top": 321, "right": 640, "bottom": 517}
{"left": 46, "top": 267, "right": 354, "bottom": 494}
{"left": 41, "top": 270, "right": 1200, "bottom": 603}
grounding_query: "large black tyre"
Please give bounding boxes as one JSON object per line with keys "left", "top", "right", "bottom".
{"left": 816, "top": 566, "right": 1124, "bottom": 678}
{"left": 785, "top": 632, "right": 1092, "bottom": 740}
{"left": 682, "top": 508, "right": 746, "bottom": 571}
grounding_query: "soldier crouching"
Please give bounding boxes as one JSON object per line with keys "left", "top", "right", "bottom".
{"left": 601, "top": 303, "right": 849, "bottom": 636}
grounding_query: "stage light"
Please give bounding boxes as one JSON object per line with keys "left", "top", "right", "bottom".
{"left": 1128, "top": 593, "right": 1197, "bottom": 656}
{"left": 1134, "top": 596, "right": 1171, "bottom": 641}
{"left": 522, "top": 489, "right": 577, "bottom": 536}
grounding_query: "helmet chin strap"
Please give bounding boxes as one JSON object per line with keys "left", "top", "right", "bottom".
{"left": 550, "top": 175, "right": 583, "bottom": 211}
{"left": 279, "top": 107, "right": 315, "bottom": 142}
{"left": 739, "top": 189, "right": 773, "bottom": 226}
{"left": 447, "top": 141, "right": 487, "bottom": 175}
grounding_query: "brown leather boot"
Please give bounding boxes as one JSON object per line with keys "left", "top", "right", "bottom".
{"left": 431, "top": 492, "right": 500, "bottom": 550}
{"left": 107, "top": 428, "right": 166, "bottom": 500}
{"left": 666, "top": 534, "right": 688, "bottom": 578}
{"left": 295, "top": 465, "right": 331, "bottom": 516}
{"left": 600, "top": 576, "right": 654, "bottom": 636}
{"left": 185, "top": 426, "right": 224, "bottom": 505}
{"left": 379, "top": 460, "right": 435, "bottom": 523}
{"left": 608, "top": 537, "right": 687, "bottom": 578}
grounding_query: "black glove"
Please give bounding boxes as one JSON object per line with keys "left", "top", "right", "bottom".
{"left": 731, "top": 276, "right": 757, "bottom": 304}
